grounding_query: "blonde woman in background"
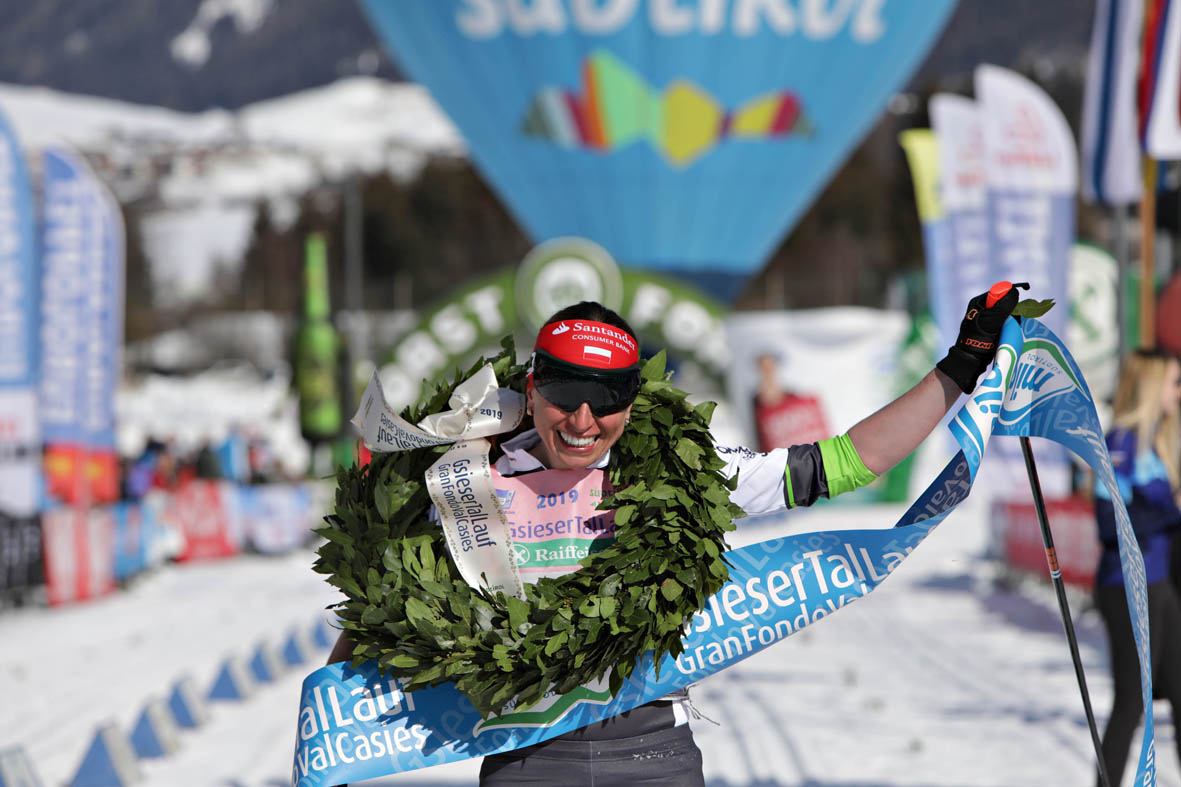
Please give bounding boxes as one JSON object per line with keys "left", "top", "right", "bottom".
{"left": 1094, "top": 350, "right": 1181, "bottom": 787}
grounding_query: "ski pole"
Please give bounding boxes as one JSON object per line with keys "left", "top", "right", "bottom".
{"left": 1019, "top": 436, "right": 1111, "bottom": 787}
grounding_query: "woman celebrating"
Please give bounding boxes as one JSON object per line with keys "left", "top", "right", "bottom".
{"left": 329, "top": 284, "right": 1022, "bottom": 786}
{"left": 1094, "top": 350, "right": 1181, "bottom": 787}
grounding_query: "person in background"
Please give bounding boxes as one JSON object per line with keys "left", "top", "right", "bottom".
{"left": 1093, "top": 349, "right": 1181, "bottom": 787}
{"left": 751, "top": 351, "right": 830, "bottom": 452}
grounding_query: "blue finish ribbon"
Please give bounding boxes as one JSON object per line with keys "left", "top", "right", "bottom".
{"left": 294, "top": 317, "right": 1154, "bottom": 787}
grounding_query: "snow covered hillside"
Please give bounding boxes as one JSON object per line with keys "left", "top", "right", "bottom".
{"left": 0, "top": 77, "right": 463, "bottom": 303}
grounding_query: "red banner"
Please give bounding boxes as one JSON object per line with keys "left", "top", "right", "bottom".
{"left": 42, "top": 506, "right": 116, "bottom": 605}
{"left": 43, "top": 444, "right": 83, "bottom": 504}
{"left": 169, "top": 481, "right": 239, "bottom": 562}
{"left": 754, "top": 394, "right": 830, "bottom": 452}
{"left": 85, "top": 450, "right": 120, "bottom": 505}
{"left": 995, "top": 496, "right": 1101, "bottom": 589}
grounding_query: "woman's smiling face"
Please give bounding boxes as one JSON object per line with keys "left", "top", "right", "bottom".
{"left": 527, "top": 383, "right": 631, "bottom": 470}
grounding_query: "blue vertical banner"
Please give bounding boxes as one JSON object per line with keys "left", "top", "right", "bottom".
{"left": 359, "top": 1, "right": 958, "bottom": 297}
{"left": 0, "top": 110, "right": 37, "bottom": 392}
{"left": 39, "top": 147, "right": 100, "bottom": 505}
{"left": 976, "top": 65, "right": 1076, "bottom": 496}
{"left": 0, "top": 108, "right": 40, "bottom": 511}
{"left": 0, "top": 105, "right": 43, "bottom": 597}
{"left": 1142, "top": 0, "right": 1181, "bottom": 158}
{"left": 976, "top": 65, "right": 1075, "bottom": 340}
{"left": 82, "top": 184, "right": 125, "bottom": 503}
{"left": 898, "top": 129, "right": 955, "bottom": 357}
{"left": 930, "top": 94, "right": 992, "bottom": 345}
{"left": 1080, "top": 0, "right": 1143, "bottom": 204}
{"left": 80, "top": 184, "right": 123, "bottom": 453}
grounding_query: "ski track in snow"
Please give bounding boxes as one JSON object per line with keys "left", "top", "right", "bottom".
{"left": 4, "top": 502, "right": 1180, "bottom": 786}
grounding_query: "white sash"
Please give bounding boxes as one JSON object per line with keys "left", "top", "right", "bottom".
{"left": 352, "top": 365, "right": 526, "bottom": 598}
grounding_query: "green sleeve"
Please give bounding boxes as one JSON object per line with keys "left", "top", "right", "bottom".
{"left": 781, "top": 434, "right": 878, "bottom": 508}
{"left": 817, "top": 433, "right": 877, "bottom": 497}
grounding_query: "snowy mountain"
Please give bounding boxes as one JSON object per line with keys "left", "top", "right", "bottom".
{"left": 0, "top": 0, "right": 1092, "bottom": 113}
{"left": 0, "top": 0, "right": 1097, "bottom": 306}
{"left": 0, "top": 77, "right": 463, "bottom": 304}
{"left": 0, "top": 0, "right": 400, "bottom": 111}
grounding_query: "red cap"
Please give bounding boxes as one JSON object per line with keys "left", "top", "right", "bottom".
{"left": 534, "top": 320, "right": 639, "bottom": 370}
{"left": 986, "top": 281, "right": 1012, "bottom": 309}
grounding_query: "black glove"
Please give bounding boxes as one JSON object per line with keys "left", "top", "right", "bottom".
{"left": 936, "top": 281, "right": 1028, "bottom": 394}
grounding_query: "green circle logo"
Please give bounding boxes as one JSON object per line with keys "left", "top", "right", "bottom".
{"left": 515, "top": 237, "right": 624, "bottom": 333}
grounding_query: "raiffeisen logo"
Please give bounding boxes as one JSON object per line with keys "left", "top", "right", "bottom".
{"left": 999, "top": 338, "right": 1084, "bottom": 426}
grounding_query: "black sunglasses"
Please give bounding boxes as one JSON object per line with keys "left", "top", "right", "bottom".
{"left": 531, "top": 351, "right": 641, "bottom": 417}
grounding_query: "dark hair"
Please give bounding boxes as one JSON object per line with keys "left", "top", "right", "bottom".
{"left": 540, "top": 301, "right": 638, "bottom": 344}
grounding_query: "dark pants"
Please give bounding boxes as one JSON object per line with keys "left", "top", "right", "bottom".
{"left": 1095, "top": 580, "right": 1181, "bottom": 787}
{"left": 478, "top": 724, "right": 704, "bottom": 786}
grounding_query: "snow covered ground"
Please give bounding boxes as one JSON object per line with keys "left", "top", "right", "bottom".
{"left": 2, "top": 492, "right": 1176, "bottom": 787}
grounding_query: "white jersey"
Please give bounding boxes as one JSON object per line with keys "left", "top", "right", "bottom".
{"left": 496, "top": 430, "right": 788, "bottom": 516}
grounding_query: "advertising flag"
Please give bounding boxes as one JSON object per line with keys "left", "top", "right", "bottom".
{"left": 295, "top": 233, "right": 342, "bottom": 444}
{"left": 360, "top": 1, "right": 958, "bottom": 298}
{"left": 1081, "top": 0, "right": 1144, "bottom": 202}
{"left": 40, "top": 148, "right": 114, "bottom": 505}
{"left": 1142, "top": 0, "right": 1181, "bottom": 157}
{"left": 82, "top": 184, "right": 124, "bottom": 503}
{"left": 930, "top": 94, "right": 992, "bottom": 344}
{"left": 976, "top": 65, "right": 1076, "bottom": 496}
{"left": 0, "top": 107, "right": 42, "bottom": 596}
{"left": 0, "top": 107, "right": 39, "bottom": 520}
{"left": 899, "top": 128, "right": 956, "bottom": 356}
{"left": 976, "top": 65, "right": 1075, "bottom": 340}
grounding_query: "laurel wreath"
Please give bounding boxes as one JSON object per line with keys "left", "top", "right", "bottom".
{"left": 314, "top": 337, "right": 743, "bottom": 717}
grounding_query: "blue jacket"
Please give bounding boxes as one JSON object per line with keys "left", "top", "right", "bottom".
{"left": 1094, "top": 427, "right": 1181, "bottom": 587}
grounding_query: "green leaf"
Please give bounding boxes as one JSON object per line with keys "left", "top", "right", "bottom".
{"left": 404, "top": 596, "right": 433, "bottom": 626}
{"left": 375, "top": 481, "right": 393, "bottom": 521}
{"left": 693, "top": 400, "right": 717, "bottom": 425}
{"left": 660, "top": 578, "right": 683, "bottom": 602}
{"left": 316, "top": 528, "right": 354, "bottom": 548}
{"left": 599, "top": 575, "right": 621, "bottom": 597}
{"left": 1012, "top": 298, "right": 1056, "bottom": 318}
{"left": 381, "top": 542, "right": 402, "bottom": 573}
{"left": 361, "top": 606, "right": 386, "bottom": 625}
{"left": 641, "top": 351, "right": 667, "bottom": 381}
{"left": 544, "top": 630, "right": 569, "bottom": 656}
{"left": 674, "top": 438, "right": 703, "bottom": 470}
{"left": 506, "top": 596, "right": 530, "bottom": 633}
{"left": 650, "top": 483, "right": 675, "bottom": 501}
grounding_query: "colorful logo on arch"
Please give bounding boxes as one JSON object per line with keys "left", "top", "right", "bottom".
{"left": 521, "top": 50, "right": 811, "bottom": 167}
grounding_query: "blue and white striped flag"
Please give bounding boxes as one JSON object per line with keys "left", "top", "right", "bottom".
{"left": 1081, "top": 0, "right": 1144, "bottom": 203}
